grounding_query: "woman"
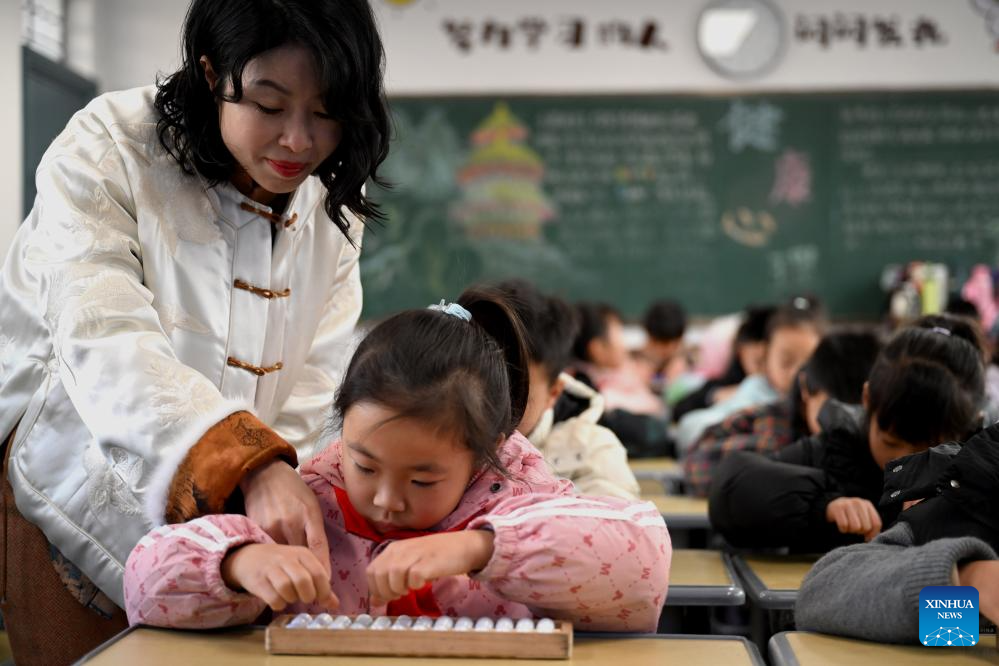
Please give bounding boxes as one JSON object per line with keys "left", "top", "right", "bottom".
{"left": 0, "top": 0, "right": 389, "bottom": 662}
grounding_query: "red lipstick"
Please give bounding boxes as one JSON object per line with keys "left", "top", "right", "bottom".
{"left": 266, "top": 159, "right": 307, "bottom": 178}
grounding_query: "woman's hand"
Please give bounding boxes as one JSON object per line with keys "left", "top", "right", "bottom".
{"left": 366, "top": 531, "right": 495, "bottom": 607}
{"left": 825, "top": 497, "right": 882, "bottom": 541}
{"left": 222, "top": 543, "right": 338, "bottom": 612}
{"left": 958, "top": 560, "right": 999, "bottom": 625}
{"left": 239, "top": 459, "right": 331, "bottom": 576}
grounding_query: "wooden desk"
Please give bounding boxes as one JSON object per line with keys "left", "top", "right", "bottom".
{"left": 77, "top": 627, "right": 765, "bottom": 666}
{"left": 629, "top": 457, "right": 682, "bottom": 478}
{"left": 770, "top": 631, "right": 999, "bottom": 665}
{"left": 630, "top": 457, "right": 684, "bottom": 493}
{"left": 664, "top": 550, "right": 745, "bottom": 607}
{"left": 645, "top": 495, "right": 711, "bottom": 531}
{"left": 730, "top": 554, "right": 819, "bottom": 611}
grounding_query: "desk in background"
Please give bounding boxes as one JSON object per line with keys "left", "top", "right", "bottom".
{"left": 645, "top": 495, "right": 711, "bottom": 531}
{"left": 730, "top": 554, "right": 821, "bottom": 654}
{"left": 630, "top": 457, "right": 684, "bottom": 494}
{"left": 770, "top": 631, "right": 998, "bottom": 665}
{"left": 77, "top": 627, "right": 765, "bottom": 666}
{"left": 665, "top": 550, "right": 744, "bottom": 607}
{"left": 729, "top": 554, "right": 819, "bottom": 611}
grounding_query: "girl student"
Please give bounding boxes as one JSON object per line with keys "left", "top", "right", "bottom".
{"left": 0, "top": 1, "right": 389, "bottom": 661}
{"left": 123, "top": 288, "right": 672, "bottom": 631}
{"left": 675, "top": 298, "right": 825, "bottom": 454}
{"left": 709, "top": 315, "right": 986, "bottom": 553}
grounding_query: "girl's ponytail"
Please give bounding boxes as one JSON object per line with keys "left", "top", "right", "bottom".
{"left": 458, "top": 286, "right": 530, "bottom": 436}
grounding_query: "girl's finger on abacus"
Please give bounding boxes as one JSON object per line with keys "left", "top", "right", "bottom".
{"left": 367, "top": 566, "right": 393, "bottom": 605}
{"left": 281, "top": 559, "right": 318, "bottom": 604}
{"left": 267, "top": 566, "right": 302, "bottom": 606}
{"left": 297, "top": 550, "right": 337, "bottom": 607}
{"left": 388, "top": 563, "right": 411, "bottom": 599}
{"left": 253, "top": 577, "right": 287, "bottom": 612}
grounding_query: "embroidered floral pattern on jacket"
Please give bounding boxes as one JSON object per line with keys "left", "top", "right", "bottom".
{"left": 146, "top": 358, "right": 224, "bottom": 430}
{"left": 83, "top": 444, "right": 144, "bottom": 518}
{"left": 154, "top": 303, "right": 211, "bottom": 337}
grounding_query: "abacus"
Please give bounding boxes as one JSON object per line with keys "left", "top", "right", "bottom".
{"left": 265, "top": 613, "right": 573, "bottom": 659}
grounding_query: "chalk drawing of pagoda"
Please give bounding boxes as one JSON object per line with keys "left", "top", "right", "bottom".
{"left": 451, "top": 103, "right": 555, "bottom": 240}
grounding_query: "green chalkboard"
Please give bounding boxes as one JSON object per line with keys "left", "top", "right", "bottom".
{"left": 360, "top": 91, "right": 999, "bottom": 319}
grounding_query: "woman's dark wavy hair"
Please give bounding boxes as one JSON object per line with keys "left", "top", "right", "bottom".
{"left": 333, "top": 286, "right": 530, "bottom": 474}
{"left": 867, "top": 314, "right": 987, "bottom": 445}
{"left": 154, "top": 0, "right": 390, "bottom": 240}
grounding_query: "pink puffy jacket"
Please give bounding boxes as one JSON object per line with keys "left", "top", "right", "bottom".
{"left": 124, "top": 432, "right": 671, "bottom": 632}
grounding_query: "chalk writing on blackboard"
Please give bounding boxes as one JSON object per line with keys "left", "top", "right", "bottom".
{"left": 719, "top": 101, "right": 783, "bottom": 153}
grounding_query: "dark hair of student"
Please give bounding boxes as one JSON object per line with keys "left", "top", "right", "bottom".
{"left": 765, "top": 295, "right": 827, "bottom": 342}
{"left": 571, "top": 302, "right": 622, "bottom": 363}
{"left": 867, "top": 314, "right": 986, "bottom": 445}
{"left": 154, "top": 0, "right": 390, "bottom": 240}
{"left": 711, "top": 305, "right": 777, "bottom": 385}
{"left": 643, "top": 300, "right": 687, "bottom": 342}
{"left": 789, "top": 330, "right": 883, "bottom": 437}
{"left": 493, "top": 280, "right": 580, "bottom": 384}
{"left": 944, "top": 296, "right": 981, "bottom": 322}
{"left": 334, "top": 286, "right": 530, "bottom": 474}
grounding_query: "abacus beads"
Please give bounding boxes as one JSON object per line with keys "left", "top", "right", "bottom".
{"left": 284, "top": 613, "right": 556, "bottom": 633}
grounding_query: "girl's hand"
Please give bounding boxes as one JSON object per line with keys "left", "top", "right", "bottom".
{"left": 825, "top": 497, "right": 882, "bottom": 541}
{"left": 240, "top": 459, "right": 331, "bottom": 577}
{"left": 366, "top": 531, "right": 495, "bottom": 607}
{"left": 958, "top": 560, "right": 999, "bottom": 625}
{"left": 221, "top": 543, "right": 339, "bottom": 612}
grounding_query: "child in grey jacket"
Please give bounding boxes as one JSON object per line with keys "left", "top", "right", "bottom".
{"left": 795, "top": 422, "right": 999, "bottom": 643}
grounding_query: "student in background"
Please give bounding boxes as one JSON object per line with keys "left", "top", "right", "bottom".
{"left": 709, "top": 315, "right": 986, "bottom": 553}
{"left": 124, "top": 287, "right": 671, "bottom": 632}
{"left": 495, "top": 280, "right": 640, "bottom": 500}
{"left": 572, "top": 302, "right": 666, "bottom": 418}
{"left": 671, "top": 306, "right": 775, "bottom": 423}
{"left": 795, "top": 422, "right": 999, "bottom": 643}
{"left": 640, "top": 300, "right": 688, "bottom": 393}
{"left": 683, "top": 330, "right": 881, "bottom": 498}
{"left": 675, "top": 299, "right": 825, "bottom": 454}
{"left": 568, "top": 302, "right": 673, "bottom": 457}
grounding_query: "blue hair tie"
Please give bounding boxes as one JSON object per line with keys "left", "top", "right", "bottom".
{"left": 428, "top": 299, "right": 472, "bottom": 322}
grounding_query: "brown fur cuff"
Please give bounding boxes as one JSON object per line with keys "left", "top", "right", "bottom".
{"left": 164, "top": 411, "right": 297, "bottom": 524}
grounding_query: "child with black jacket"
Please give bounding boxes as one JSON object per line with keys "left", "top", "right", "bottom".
{"left": 709, "top": 315, "right": 986, "bottom": 553}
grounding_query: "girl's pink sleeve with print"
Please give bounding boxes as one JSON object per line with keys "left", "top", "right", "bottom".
{"left": 123, "top": 514, "right": 273, "bottom": 629}
{"left": 467, "top": 495, "right": 671, "bottom": 632}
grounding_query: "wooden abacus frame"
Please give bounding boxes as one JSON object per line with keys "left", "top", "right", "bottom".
{"left": 265, "top": 615, "right": 573, "bottom": 659}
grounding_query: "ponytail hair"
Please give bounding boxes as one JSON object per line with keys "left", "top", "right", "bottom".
{"left": 867, "top": 314, "right": 986, "bottom": 446}
{"left": 334, "top": 286, "right": 529, "bottom": 473}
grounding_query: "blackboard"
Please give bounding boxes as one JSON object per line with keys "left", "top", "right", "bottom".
{"left": 360, "top": 91, "right": 999, "bottom": 319}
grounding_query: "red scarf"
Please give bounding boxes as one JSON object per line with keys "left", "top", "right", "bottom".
{"left": 333, "top": 486, "right": 476, "bottom": 617}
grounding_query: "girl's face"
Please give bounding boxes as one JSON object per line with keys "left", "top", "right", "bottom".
{"left": 763, "top": 325, "right": 821, "bottom": 395}
{"left": 867, "top": 416, "right": 926, "bottom": 469}
{"left": 202, "top": 44, "right": 343, "bottom": 202}
{"left": 862, "top": 384, "right": 938, "bottom": 469}
{"left": 341, "top": 401, "right": 476, "bottom": 533}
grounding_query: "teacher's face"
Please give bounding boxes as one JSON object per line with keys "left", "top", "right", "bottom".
{"left": 201, "top": 44, "right": 342, "bottom": 199}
